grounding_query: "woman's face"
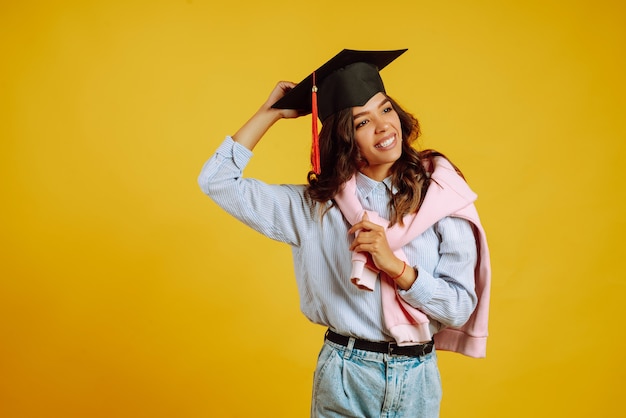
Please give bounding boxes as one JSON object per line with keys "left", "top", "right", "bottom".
{"left": 352, "top": 92, "right": 403, "bottom": 181}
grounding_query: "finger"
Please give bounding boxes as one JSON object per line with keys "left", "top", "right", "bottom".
{"left": 279, "top": 81, "right": 297, "bottom": 93}
{"left": 348, "top": 218, "right": 380, "bottom": 236}
{"left": 354, "top": 212, "right": 372, "bottom": 231}
{"left": 349, "top": 230, "right": 377, "bottom": 251}
{"left": 350, "top": 240, "right": 371, "bottom": 253}
{"left": 351, "top": 241, "right": 381, "bottom": 256}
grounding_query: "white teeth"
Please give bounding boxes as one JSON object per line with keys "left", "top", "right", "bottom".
{"left": 376, "top": 136, "right": 395, "bottom": 148}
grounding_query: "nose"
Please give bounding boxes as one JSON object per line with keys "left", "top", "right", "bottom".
{"left": 374, "top": 116, "right": 389, "bottom": 133}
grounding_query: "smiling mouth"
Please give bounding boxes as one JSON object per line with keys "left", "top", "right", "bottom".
{"left": 375, "top": 135, "right": 396, "bottom": 149}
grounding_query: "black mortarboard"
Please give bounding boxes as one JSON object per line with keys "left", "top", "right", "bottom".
{"left": 272, "top": 49, "right": 407, "bottom": 121}
{"left": 271, "top": 48, "right": 408, "bottom": 174}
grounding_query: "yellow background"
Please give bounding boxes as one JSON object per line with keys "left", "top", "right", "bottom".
{"left": 1, "top": 0, "right": 625, "bottom": 417}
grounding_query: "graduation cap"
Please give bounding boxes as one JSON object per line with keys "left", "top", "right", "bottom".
{"left": 272, "top": 49, "right": 408, "bottom": 174}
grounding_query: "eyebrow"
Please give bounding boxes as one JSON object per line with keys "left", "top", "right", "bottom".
{"left": 353, "top": 98, "right": 391, "bottom": 120}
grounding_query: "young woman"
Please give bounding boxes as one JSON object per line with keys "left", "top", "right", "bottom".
{"left": 198, "top": 49, "right": 491, "bottom": 418}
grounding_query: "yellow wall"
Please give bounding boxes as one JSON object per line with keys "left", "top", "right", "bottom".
{"left": 1, "top": 1, "right": 624, "bottom": 417}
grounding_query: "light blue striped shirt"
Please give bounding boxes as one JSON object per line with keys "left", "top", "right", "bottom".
{"left": 198, "top": 137, "right": 478, "bottom": 342}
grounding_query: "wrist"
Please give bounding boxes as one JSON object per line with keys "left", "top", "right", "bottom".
{"left": 256, "top": 106, "right": 283, "bottom": 123}
{"left": 389, "top": 260, "right": 407, "bottom": 281}
{"left": 393, "top": 264, "right": 418, "bottom": 291}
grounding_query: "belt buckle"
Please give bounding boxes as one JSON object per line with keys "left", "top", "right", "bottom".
{"left": 387, "top": 342, "right": 396, "bottom": 356}
{"left": 388, "top": 342, "right": 428, "bottom": 357}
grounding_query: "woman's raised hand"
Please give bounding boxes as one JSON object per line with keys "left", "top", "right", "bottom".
{"left": 232, "top": 81, "right": 301, "bottom": 150}
{"left": 264, "top": 81, "right": 300, "bottom": 119}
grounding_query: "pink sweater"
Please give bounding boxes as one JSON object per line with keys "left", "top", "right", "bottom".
{"left": 334, "top": 156, "right": 491, "bottom": 358}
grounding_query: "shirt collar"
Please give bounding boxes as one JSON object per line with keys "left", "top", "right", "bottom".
{"left": 355, "top": 172, "right": 394, "bottom": 200}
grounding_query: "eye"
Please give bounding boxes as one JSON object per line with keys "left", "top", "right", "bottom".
{"left": 382, "top": 106, "right": 393, "bottom": 114}
{"left": 355, "top": 119, "right": 368, "bottom": 129}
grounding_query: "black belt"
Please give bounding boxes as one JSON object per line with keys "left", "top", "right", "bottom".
{"left": 325, "top": 329, "right": 434, "bottom": 357}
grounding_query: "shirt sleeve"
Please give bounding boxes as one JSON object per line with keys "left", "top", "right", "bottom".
{"left": 197, "top": 136, "right": 311, "bottom": 246}
{"left": 398, "top": 216, "right": 479, "bottom": 328}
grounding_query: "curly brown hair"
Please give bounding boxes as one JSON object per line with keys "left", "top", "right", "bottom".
{"left": 305, "top": 95, "right": 431, "bottom": 226}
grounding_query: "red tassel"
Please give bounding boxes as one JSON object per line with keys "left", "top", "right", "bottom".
{"left": 311, "top": 72, "right": 321, "bottom": 175}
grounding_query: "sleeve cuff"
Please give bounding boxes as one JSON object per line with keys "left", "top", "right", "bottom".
{"left": 397, "top": 264, "right": 438, "bottom": 307}
{"left": 216, "top": 136, "right": 253, "bottom": 169}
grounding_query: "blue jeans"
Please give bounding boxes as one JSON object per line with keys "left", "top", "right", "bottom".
{"left": 311, "top": 338, "right": 442, "bottom": 418}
